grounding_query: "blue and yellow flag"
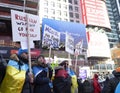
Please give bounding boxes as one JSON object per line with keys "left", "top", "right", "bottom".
{"left": 68, "top": 68, "right": 78, "bottom": 93}
{"left": 0, "top": 60, "right": 28, "bottom": 93}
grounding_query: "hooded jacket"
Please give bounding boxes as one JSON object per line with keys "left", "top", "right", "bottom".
{"left": 93, "top": 74, "right": 101, "bottom": 93}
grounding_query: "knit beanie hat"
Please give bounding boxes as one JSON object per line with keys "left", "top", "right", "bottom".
{"left": 18, "top": 48, "right": 28, "bottom": 56}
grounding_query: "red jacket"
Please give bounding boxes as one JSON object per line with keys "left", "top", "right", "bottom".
{"left": 93, "top": 75, "right": 101, "bottom": 93}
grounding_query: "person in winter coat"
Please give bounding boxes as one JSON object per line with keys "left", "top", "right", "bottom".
{"left": 93, "top": 74, "right": 101, "bottom": 93}
{"left": 59, "top": 60, "right": 78, "bottom": 93}
{"left": 0, "top": 48, "right": 33, "bottom": 93}
{"left": 82, "top": 79, "right": 94, "bottom": 93}
{"left": 77, "top": 78, "right": 83, "bottom": 93}
{"left": 102, "top": 67, "right": 120, "bottom": 93}
{"left": 101, "top": 77, "right": 110, "bottom": 93}
{"left": 32, "top": 55, "right": 53, "bottom": 93}
{"left": 0, "top": 54, "right": 7, "bottom": 85}
{"left": 53, "top": 66, "right": 71, "bottom": 93}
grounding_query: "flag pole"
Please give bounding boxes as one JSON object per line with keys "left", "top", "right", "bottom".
{"left": 23, "top": 0, "right": 32, "bottom": 73}
{"left": 68, "top": 53, "right": 71, "bottom": 72}
{"left": 75, "top": 55, "right": 78, "bottom": 72}
{"left": 49, "top": 45, "right": 52, "bottom": 62}
{"left": 27, "top": 15, "right": 32, "bottom": 73}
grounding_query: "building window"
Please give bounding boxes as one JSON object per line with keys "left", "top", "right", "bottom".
{"left": 70, "top": 19, "right": 74, "bottom": 22}
{"left": 69, "top": 5, "right": 73, "bottom": 11}
{"left": 51, "top": 9, "right": 55, "bottom": 14}
{"left": 75, "top": 13, "right": 79, "bottom": 18}
{"left": 63, "top": 0, "right": 67, "bottom": 2}
{"left": 44, "top": 1, "right": 48, "bottom": 6}
{"left": 57, "top": 17, "right": 61, "bottom": 20}
{"left": 57, "top": 10, "right": 61, "bottom": 15}
{"left": 63, "top": 5, "right": 67, "bottom": 9}
{"left": 76, "top": 20, "right": 80, "bottom": 23}
{"left": 51, "top": 17, "right": 55, "bottom": 19}
{"left": 69, "top": 0, "right": 72, "bottom": 4}
{"left": 64, "top": 18, "right": 68, "bottom": 21}
{"left": 69, "top": 12, "right": 73, "bottom": 17}
{"left": 64, "top": 11, "right": 67, "bottom": 16}
{"left": 74, "top": 0, "right": 78, "bottom": 5}
{"left": 51, "top": 1, "right": 55, "bottom": 7}
{"left": 75, "top": 7, "right": 79, "bottom": 12}
{"left": 57, "top": 3, "right": 61, "bottom": 8}
{"left": 44, "top": 8, "right": 48, "bottom": 14}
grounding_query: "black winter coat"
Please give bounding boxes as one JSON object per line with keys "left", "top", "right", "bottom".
{"left": 103, "top": 71, "right": 120, "bottom": 93}
{"left": 82, "top": 80, "right": 94, "bottom": 93}
{"left": 53, "top": 77, "right": 71, "bottom": 93}
{"left": 21, "top": 71, "right": 33, "bottom": 93}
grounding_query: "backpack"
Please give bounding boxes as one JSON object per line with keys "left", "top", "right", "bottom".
{"left": 115, "top": 82, "right": 120, "bottom": 93}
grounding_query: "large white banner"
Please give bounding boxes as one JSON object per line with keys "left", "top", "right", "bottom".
{"left": 11, "top": 10, "right": 40, "bottom": 41}
{"left": 87, "top": 32, "right": 111, "bottom": 58}
{"left": 42, "top": 24, "right": 60, "bottom": 48}
{"left": 65, "top": 32, "right": 74, "bottom": 54}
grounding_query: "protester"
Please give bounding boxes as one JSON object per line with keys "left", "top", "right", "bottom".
{"left": 82, "top": 79, "right": 94, "bottom": 93}
{"left": 102, "top": 67, "right": 120, "bottom": 93}
{"left": 101, "top": 77, "right": 110, "bottom": 93}
{"left": 93, "top": 74, "right": 101, "bottom": 93}
{"left": 53, "top": 66, "right": 71, "bottom": 93}
{"left": 59, "top": 60, "right": 78, "bottom": 93}
{"left": 0, "top": 54, "right": 7, "bottom": 85}
{"left": 32, "top": 55, "right": 53, "bottom": 93}
{"left": 0, "top": 48, "right": 33, "bottom": 93}
{"left": 77, "top": 78, "right": 83, "bottom": 93}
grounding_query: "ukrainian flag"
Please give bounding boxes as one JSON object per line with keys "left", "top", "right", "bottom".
{"left": 68, "top": 68, "right": 78, "bottom": 93}
{"left": 0, "top": 60, "right": 28, "bottom": 93}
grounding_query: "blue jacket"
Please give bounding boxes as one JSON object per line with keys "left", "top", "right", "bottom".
{"left": 33, "top": 65, "right": 52, "bottom": 93}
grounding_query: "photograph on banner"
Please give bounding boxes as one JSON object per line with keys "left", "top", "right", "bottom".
{"left": 42, "top": 24, "right": 60, "bottom": 48}
{"left": 75, "top": 39, "right": 83, "bottom": 56}
{"left": 42, "top": 18, "right": 88, "bottom": 50}
{"left": 65, "top": 32, "right": 74, "bottom": 54}
{"left": 11, "top": 10, "right": 40, "bottom": 42}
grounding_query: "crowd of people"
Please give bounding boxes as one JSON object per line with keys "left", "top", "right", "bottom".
{"left": 0, "top": 48, "right": 120, "bottom": 93}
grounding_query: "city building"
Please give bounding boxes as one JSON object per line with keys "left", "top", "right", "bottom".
{"left": 80, "top": 0, "right": 115, "bottom": 73}
{"left": 39, "top": 0, "right": 82, "bottom": 23}
{"left": 106, "top": 0, "right": 120, "bottom": 48}
{"left": 0, "top": 0, "right": 39, "bottom": 47}
{"left": 0, "top": 0, "right": 40, "bottom": 59}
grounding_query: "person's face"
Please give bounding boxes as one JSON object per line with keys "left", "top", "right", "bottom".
{"left": 37, "top": 57, "right": 46, "bottom": 64}
{"left": 63, "top": 62, "right": 68, "bottom": 69}
{"left": 21, "top": 52, "right": 28, "bottom": 60}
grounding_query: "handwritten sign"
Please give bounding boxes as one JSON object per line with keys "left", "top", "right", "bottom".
{"left": 11, "top": 10, "right": 40, "bottom": 42}
{"left": 42, "top": 24, "right": 60, "bottom": 48}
